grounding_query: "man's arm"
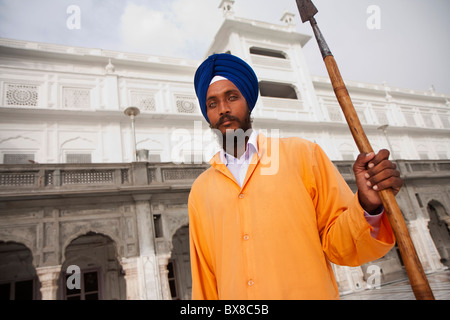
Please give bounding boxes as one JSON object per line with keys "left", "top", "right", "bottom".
{"left": 311, "top": 145, "right": 395, "bottom": 266}
{"left": 188, "top": 195, "right": 219, "bottom": 300}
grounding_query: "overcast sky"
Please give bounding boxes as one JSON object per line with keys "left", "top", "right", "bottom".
{"left": 0, "top": 0, "right": 449, "bottom": 95}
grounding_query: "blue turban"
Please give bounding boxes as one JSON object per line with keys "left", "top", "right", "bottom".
{"left": 194, "top": 53, "right": 259, "bottom": 123}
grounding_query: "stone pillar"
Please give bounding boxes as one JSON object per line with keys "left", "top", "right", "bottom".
{"left": 133, "top": 194, "right": 161, "bottom": 299}
{"left": 36, "top": 265, "right": 62, "bottom": 300}
{"left": 121, "top": 257, "right": 140, "bottom": 300}
{"left": 409, "top": 217, "right": 445, "bottom": 272}
{"left": 158, "top": 254, "right": 172, "bottom": 300}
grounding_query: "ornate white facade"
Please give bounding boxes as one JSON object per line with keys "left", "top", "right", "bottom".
{"left": 0, "top": 5, "right": 449, "bottom": 300}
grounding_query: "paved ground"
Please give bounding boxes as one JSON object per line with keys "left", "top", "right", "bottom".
{"left": 340, "top": 270, "right": 450, "bottom": 300}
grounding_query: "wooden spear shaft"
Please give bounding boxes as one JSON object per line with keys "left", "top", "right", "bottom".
{"left": 309, "top": 16, "right": 435, "bottom": 300}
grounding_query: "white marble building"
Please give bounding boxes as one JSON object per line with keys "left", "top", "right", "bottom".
{"left": 0, "top": 2, "right": 449, "bottom": 299}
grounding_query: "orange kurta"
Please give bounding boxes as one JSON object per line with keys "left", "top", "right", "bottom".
{"left": 188, "top": 134, "right": 395, "bottom": 299}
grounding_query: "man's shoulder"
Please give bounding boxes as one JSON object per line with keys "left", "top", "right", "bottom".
{"left": 191, "top": 165, "right": 216, "bottom": 190}
{"left": 267, "top": 135, "right": 316, "bottom": 152}
{"left": 280, "top": 136, "right": 314, "bottom": 146}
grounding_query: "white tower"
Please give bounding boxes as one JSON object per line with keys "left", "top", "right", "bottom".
{"left": 218, "top": 0, "right": 235, "bottom": 19}
{"left": 280, "top": 11, "right": 296, "bottom": 27}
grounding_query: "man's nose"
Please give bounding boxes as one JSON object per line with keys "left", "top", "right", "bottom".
{"left": 217, "top": 100, "right": 231, "bottom": 115}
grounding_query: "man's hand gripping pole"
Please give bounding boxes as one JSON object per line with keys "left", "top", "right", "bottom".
{"left": 295, "top": 0, "right": 434, "bottom": 300}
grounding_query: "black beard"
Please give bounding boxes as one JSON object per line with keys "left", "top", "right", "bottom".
{"left": 210, "top": 113, "right": 253, "bottom": 157}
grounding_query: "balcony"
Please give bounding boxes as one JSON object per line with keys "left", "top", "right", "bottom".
{"left": 1, "top": 160, "right": 448, "bottom": 202}
{"left": 0, "top": 162, "right": 209, "bottom": 201}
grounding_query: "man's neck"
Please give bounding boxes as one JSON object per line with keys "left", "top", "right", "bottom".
{"left": 222, "top": 128, "right": 253, "bottom": 159}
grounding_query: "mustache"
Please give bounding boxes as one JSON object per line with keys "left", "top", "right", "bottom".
{"left": 214, "top": 114, "right": 240, "bottom": 128}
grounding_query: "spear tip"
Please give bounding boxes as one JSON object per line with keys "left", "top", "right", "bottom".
{"left": 296, "top": 0, "right": 318, "bottom": 23}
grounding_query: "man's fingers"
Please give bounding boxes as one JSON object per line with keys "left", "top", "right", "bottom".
{"left": 367, "top": 149, "right": 390, "bottom": 167}
{"left": 354, "top": 152, "right": 375, "bottom": 172}
{"left": 366, "top": 169, "right": 401, "bottom": 191}
{"left": 366, "top": 159, "right": 396, "bottom": 176}
{"left": 354, "top": 149, "right": 390, "bottom": 170}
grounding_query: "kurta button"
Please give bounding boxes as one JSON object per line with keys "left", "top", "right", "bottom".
{"left": 238, "top": 193, "right": 244, "bottom": 199}
{"left": 243, "top": 234, "right": 250, "bottom": 240}
{"left": 248, "top": 280, "right": 254, "bottom": 286}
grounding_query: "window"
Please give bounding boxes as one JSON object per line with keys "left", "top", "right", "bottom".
{"left": 66, "top": 153, "right": 92, "bottom": 164}
{"left": 0, "top": 279, "right": 34, "bottom": 300}
{"left": 167, "top": 261, "right": 178, "bottom": 299}
{"left": 415, "top": 193, "right": 423, "bottom": 208}
{"left": 65, "top": 270, "right": 100, "bottom": 300}
{"left": 3, "top": 153, "right": 35, "bottom": 164}
{"left": 259, "top": 81, "right": 298, "bottom": 100}
{"left": 250, "top": 47, "right": 286, "bottom": 59}
{"left": 153, "top": 214, "right": 163, "bottom": 238}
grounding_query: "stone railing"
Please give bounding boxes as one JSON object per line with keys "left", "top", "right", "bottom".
{"left": 398, "top": 160, "right": 450, "bottom": 179}
{"left": 0, "top": 160, "right": 448, "bottom": 196}
{"left": 0, "top": 162, "right": 210, "bottom": 198}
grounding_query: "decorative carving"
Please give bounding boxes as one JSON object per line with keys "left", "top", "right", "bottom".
{"left": 130, "top": 91, "right": 156, "bottom": 111}
{"left": 219, "top": 0, "right": 235, "bottom": 18}
{"left": 327, "top": 105, "right": 343, "bottom": 122}
{"left": 105, "top": 58, "right": 115, "bottom": 74}
{"left": 162, "top": 168, "right": 205, "bottom": 181}
{"left": 121, "top": 169, "right": 129, "bottom": 183}
{"left": 61, "top": 170, "right": 114, "bottom": 185}
{"left": 63, "top": 87, "right": 91, "bottom": 109}
{"left": 45, "top": 170, "right": 54, "bottom": 186}
{"left": 0, "top": 172, "right": 36, "bottom": 186}
{"left": 36, "top": 265, "right": 62, "bottom": 300}
{"left": 175, "top": 95, "right": 197, "bottom": 113}
{"left": 6, "top": 83, "right": 38, "bottom": 106}
{"left": 148, "top": 168, "right": 157, "bottom": 182}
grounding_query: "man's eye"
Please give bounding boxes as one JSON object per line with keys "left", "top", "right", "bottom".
{"left": 208, "top": 102, "right": 216, "bottom": 108}
{"left": 229, "top": 95, "right": 238, "bottom": 101}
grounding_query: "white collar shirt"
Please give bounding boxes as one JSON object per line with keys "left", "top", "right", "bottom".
{"left": 219, "top": 130, "right": 259, "bottom": 187}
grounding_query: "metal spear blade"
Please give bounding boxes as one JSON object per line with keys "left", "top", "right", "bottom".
{"left": 296, "top": 0, "right": 318, "bottom": 23}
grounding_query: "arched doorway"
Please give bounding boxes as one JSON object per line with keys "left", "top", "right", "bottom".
{"left": 168, "top": 225, "right": 191, "bottom": 300}
{"left": 58, "top": 232, "right": 126, "bottom": 300}
{"left": 0, "top": 241, "right": 41, "bottom": 300}
{"left": 427, "top": 201, "right": 450, "bottom": 268}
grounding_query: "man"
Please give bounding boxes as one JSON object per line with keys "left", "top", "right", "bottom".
{"left": 189, "top": 53, "right": 402, "bottom": 299}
